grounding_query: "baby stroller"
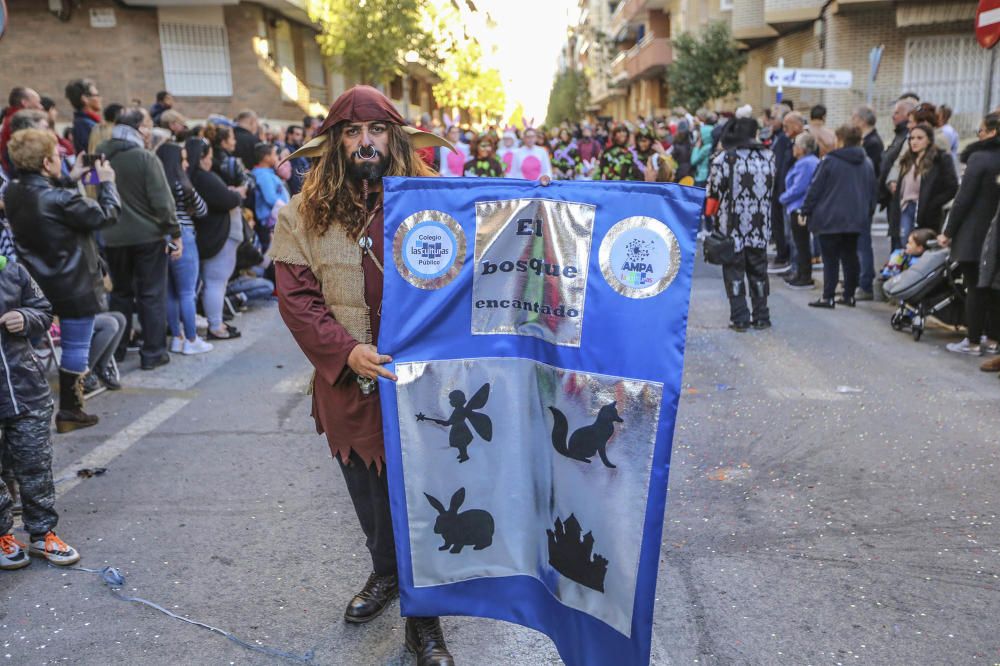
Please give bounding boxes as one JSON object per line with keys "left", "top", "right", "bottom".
{"left": 885, "top": 249, "right": 965, "bottom": 341}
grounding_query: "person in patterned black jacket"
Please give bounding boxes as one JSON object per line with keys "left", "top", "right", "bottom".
{"left": 599, "top": 125, "right": 642, "bottom": 181}
{"left": 705, "top": 110, "right": 776, "bottom": 331}
{"left": 463, "top": 134, "right": 505, "bottom": 178}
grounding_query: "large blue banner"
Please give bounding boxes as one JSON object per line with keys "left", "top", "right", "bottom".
{"left": 379, "top": 176, "right": 700, "bottom": 665}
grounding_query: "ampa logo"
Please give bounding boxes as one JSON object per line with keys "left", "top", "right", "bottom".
{"left": 599, "top": 216, "right": 680, "bottom": 299}
{"left": 619, "top": 238, "right": 657, "bottom": 287}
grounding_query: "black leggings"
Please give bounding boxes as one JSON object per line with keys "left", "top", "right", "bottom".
{"left": 818, "top": 233, "right": 860, "bottom": 300}
{"left": 960, "top": 261, "right": 1000, "bottom": 342}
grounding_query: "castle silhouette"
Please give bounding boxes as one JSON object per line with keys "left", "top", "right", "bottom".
{"left": 546, "top": 514, "right": 608, "bottom": 592}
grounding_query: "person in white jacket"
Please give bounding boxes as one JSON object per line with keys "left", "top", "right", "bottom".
{"left": 437, "top": 125, "right": 469, "bottom": 177}
{"left": 511, "top": 128, "right": 552, "bottom": 180}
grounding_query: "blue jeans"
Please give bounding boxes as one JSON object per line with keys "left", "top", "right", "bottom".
{"left": 858, "top": 221, "right": 875, "bottom": 293}
{"left": 167, "top": 225, "right": 199, "bottom": 340}
{"left": 899, "top": 202, "right": 916, "bottom": 248}
{"left": 200, "top": 238, "right": 238, "bottom": 330}
{"left": 227, "top": 276, "right": 274, "bottom": 302}
{"left": 59, "top": 316, "right": 95, "bottom": 373}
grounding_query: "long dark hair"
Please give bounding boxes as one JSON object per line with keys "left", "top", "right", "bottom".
{"left": 184, "top": 137, "right": 212, "bottom": 179}
{"left": 299, "top": 123, "right": 435, "bottom": 239}
{"left": 156, "top": 142, "right": 191, "bottom": 191}
{"left": 899, "top": 123, "right": 939, "bottom": 179}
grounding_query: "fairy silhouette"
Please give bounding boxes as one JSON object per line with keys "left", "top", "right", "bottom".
{"left": 416, "top": 383, "right": 493, "bottom": 462}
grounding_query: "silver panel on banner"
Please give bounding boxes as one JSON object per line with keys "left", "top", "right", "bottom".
{"left": 395, "top": 358, "right": 663, "bottom": 636}
{"left": 472, "top": 199, "right": 596, "bottom": 347}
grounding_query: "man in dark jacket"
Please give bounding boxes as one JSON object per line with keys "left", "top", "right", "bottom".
{"left": 233, "top": 110, "right": 259, "bottom": 170}
{"left": 802, "top": 125, "right": 877, "bottom": 308}
{"left": 879, "top": 99, "right": 916, "bottom": 216}
{"left": 852, "top": 105, "right": 884, "bottom": 300}
{"left": 768, "top": 104, "right": 793, "bottom": 273}
{"left": 64, "top": 79, "right": 103, "bottom": 155}
{"left": 149, "top": 90, "right": 173, "bottom": 126}
{"left": 0, "top": 258, "right": 82, "bottom": 570}
{"left": 94, "top": 107, "right": 180, "bottom": 369}
{"left": 939, "top": 113, "right": 1000, "bottom": 357}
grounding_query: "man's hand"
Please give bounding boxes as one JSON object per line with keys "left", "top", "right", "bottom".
{"left": 937, "top": 233, "right": 950, "bottom": 248}
{"left": 539, "top": 175, "right": 552, "bottom": 186}
{"left": 348, "top": 344, "right": 397, "bottom": 382}
{"left": 0, "top": 311, "right": 26, "bottom": 334}
{"left": 95, "top": 158, "right": 115, "bottom": 183}
{"left": 167, "top": 236, "right": 184, "bottom": 260}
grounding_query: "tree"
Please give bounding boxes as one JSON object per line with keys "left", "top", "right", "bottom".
{"left": 545, "top": 68, "right": 590, "bottom": 127}
{"left": 432, "top": 39, "right": 507, "bottom": 123}
{"left": 666, "top": 21, "right": 746, "bottom": 111}
{"left": 307, "top": 0, "right": 436, "bottom": 85}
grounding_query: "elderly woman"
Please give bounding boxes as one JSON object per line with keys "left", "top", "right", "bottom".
{"left": 3, "top": 128, "right": 120, "bottom": 432}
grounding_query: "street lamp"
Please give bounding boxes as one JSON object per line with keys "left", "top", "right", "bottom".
{"left": 403, "top": 50, "right": 421, "bottom": 121}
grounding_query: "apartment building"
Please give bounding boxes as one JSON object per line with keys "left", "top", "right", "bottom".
{"left": 735, "top": 0, "right": 996, "bottom": 136}
{"left": 0, "top": 0, "right": 437, "bottom": 124}
{"left": 574, "top": 0, "right": 733, "bottom": 120}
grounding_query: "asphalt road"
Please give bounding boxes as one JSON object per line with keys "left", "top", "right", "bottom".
{"left": 2, "top": 257, "right": 997, "bottom": 665}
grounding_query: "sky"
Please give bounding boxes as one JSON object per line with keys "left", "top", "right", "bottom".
{"left": 467, "top": 0, "right": 578, "bottom": 123}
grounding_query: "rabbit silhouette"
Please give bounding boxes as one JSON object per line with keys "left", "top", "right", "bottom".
{"left": 424, "top": 487, "right": 495, "bottom": 554}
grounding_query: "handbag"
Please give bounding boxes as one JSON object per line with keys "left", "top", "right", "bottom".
{"left": 703, "top": 150, "right": 738, "bottom": 265}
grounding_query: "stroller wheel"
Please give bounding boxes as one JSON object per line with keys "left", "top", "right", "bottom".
{"left": 912, "top": 325, "right": 923, "bottom": 341}
{"left": 890, "top": 312, "right": 904, "bottom": 331}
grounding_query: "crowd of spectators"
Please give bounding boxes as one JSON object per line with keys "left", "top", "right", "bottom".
{"left": 0, "top": 81, "right": 305, "bottom": 434}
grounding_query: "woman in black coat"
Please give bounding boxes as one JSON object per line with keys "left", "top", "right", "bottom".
{"left": 887, "top": 123, "right": 958, "bottom": 245}
{"left": 185, "top": 137, "right": 244, "bottom": 340}
{"left": 3, "top": 128, "right": 120, "bottom": 432}
{"left": 801, "top": 124, "right": 877, "bottom": 308}
{"left": 940, "top": 113, "right": 1000, "bottom": 356}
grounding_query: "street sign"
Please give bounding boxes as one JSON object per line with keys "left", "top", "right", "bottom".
{"left": 765, "top": 67, "right": 853, "bottom": 90}
{"left": 977, "top": 0, "right": 1000, "bottom": 49}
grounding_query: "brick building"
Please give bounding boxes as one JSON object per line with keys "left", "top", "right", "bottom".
{"left": 735, "top": 0, "right": 998, "bottom": 137}
{"left": 0, "top": 0, "right": 438, "bottom": 126}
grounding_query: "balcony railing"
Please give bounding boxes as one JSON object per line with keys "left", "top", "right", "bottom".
{"left": 612, "top": 36, "right": 671, "bottom": 82}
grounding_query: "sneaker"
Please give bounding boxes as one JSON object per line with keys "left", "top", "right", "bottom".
{"left": 786, "top": 277, "right": 815, "bottom": 290}
{"left": 0, "top": 534, "right": 30, "bottom": 570}
{"left": 752, "top": 320, "right": 772, "bottom": 330}
{"left": 946, "top": 338, "right": 981, "bottom": 356}
{"left": 980, "top": 337, "right": 999, "bottom": 355}
{"left": 195, "top": 314, "right": 209, "bottom": 331}
{"left": 29, "top": 532, "right": 80, "bottom": 566}
{"left": 182, "top": 337, "right": 214, "bottom": 355}
{"left": 82, "top": 372, "right": 100, "bottom": 394}
{"left": 728, "top": 321, "right": 750, "bottom": 332}
{"left": 169, "top": 336, "right": 184, "bottom": 353}
{"left": 767, "top": 261, "right": 790, "bottom": 274}
{"left": 855, "top": 290, "right": 874, "bottom": 302}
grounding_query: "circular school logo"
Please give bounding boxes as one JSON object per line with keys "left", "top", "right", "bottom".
{"left": 599, "top": 216, "right": 680, "bottom": 299}
{"left": 393, "top": 210, "right": 466, "bottom": 289}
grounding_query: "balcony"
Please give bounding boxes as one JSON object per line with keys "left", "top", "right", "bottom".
{"left": 611, "top": 36, "right": 671, "bottom": 83}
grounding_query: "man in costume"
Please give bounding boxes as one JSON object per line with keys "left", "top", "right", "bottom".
{"left": 268, "top": 85, "right": 456, "bottom": 666}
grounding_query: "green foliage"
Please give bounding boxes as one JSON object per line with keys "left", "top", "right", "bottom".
{"left": 307, "top": 0, "right": 436, "bottom": 84}
{"left": 545, "top": 68, "right": 590, "bottom": 127}
{"left": 667, "top": 21, "right": 746, "bottom": 111}
{"left": 432, "top": 39, "right": 507, "bottom": 122}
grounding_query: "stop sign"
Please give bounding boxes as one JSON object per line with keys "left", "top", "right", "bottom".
{"left": 977, "top": 0, "right": 1000, "bottom": 49}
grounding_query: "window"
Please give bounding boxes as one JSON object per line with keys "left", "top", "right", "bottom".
{"left": 159, "top": 23, "right": 232, "bottom": 97}
{"left": 720, "top": 0, "right": 733, "bottom": 10}
{"left": 902, "top": 35, "right": 1000, "bottom": 134}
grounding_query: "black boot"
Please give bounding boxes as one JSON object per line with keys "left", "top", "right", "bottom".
{"left": 344, "top": 572, "right": 398, "bottom": 623}
{"left": 405, "top": 617, "right": 454, "bottom": 666}
{"left": 56, "top": 369, "right": 99, "bottom": 434}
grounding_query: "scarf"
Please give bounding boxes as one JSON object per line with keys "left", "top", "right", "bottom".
{"left": 111, "top": 124, "right": 146, "bottom": 149}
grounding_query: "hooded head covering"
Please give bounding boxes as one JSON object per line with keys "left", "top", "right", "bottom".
{"left": 281, "top": 85, "right": 455, "bottom": 164}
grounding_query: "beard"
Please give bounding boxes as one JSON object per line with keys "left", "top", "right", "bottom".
{"left": 345, "top": 149, "right": 390, "bottom": 182}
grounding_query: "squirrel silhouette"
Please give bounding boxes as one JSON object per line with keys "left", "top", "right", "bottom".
{"left": 549, "top": 402, "right": 623, "bottom": 469}
{"left": 424, "top": 487, "right": 495, "bottom": 554}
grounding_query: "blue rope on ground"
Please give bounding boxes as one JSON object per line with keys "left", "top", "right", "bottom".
{"left": 56, "top": 564, "right": 316, "bottom": 664}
